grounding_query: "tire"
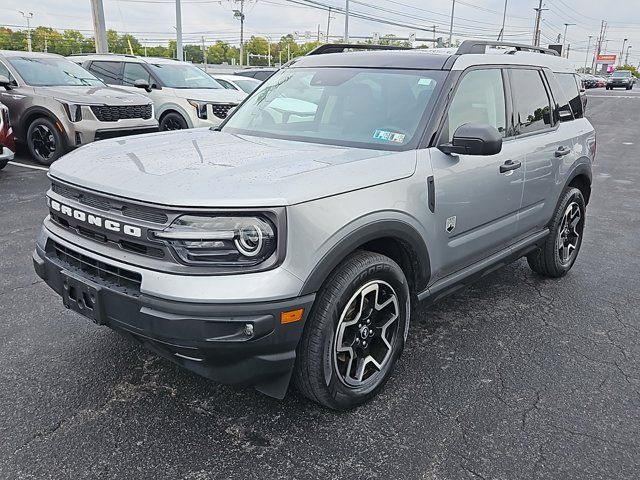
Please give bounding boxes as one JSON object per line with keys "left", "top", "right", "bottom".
{"left": 527, "top": 187, "right": 586, "bottom": 278}
{"left": 0, "top": 160, "right": 7, "bottom": 170}
{"left": 26, "top": 117, "right": 66, "bottom": 166}
{"left": 159, "top": 112, "right": 188, "bottom": 131}
{"left": 293, "top": 250, "right": 410, "bottom": 410}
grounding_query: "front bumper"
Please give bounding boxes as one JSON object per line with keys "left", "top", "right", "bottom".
{"left": 0, "top": 145, "right": 14, "bottom": 163}
{"left": 33, "top": 240, "right": 315, "bottom": 399}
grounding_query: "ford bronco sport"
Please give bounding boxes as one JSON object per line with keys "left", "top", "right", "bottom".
{"left": 33, "top": 42, "right": 595, "bottom": 410}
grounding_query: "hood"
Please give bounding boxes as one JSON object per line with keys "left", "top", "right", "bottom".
{"left": 49, "top": 129, "right": 416, "bottom": 208}
{"left": 36, "top": 85, "right": 151, "bottom": 105}
{"left": 171, "top": 88, "right": 246, "bottom": 103}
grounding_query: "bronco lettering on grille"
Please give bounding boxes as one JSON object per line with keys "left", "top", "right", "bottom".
{"left": 48, "top": 198, "right": 142, "bottom": 238}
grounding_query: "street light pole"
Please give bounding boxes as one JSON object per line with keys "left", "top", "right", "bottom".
{"left": 626, "top": 46, "right": 632, "bottom": 66}
{"left": 620, "top": 38, "right": 628, "bottom": 66}
{"left": 448, "top": 0, "right": 456, "bottom": 47}
{"left": 562, "top": 23, "right": 575, "bottom": 58}
{"left": 175, "top": 0, "right": 183, "bottom": 61}
{"left": 499, "top": 0, "right": 508, "bottom": 42}
{"left": 344, "top": 0, "right": 350, "bottom": 42}
{"left": 18, "top": 11, "right": 33, "bottom": 52}
{"left": 584, "top": 35, "right": 593, "bottom": 72}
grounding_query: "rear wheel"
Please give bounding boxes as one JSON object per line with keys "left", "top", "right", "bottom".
{"left": 27, "top": 117, "right": 65, "bottom": 165}
{"left": 293, "top": 251, "right": 410, "bottom": 410}
{"left": 527, "top": 187, "right": 586, "bottom": 278}
{"left": 159, "top": 112, "right": 188, "bottom": 131}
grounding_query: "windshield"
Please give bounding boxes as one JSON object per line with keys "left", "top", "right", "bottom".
{"left": 7, "top": 56, "right": 103, "bottom": 87}
{"left": 612, "top": 71, "right": 631, "bottom": 77}
{"left": 148, "top": 63, "right": 222, "bottom": 89}
{"left": 223, "top": 67, "right": 444, "bottom": 150}
{"left": 234, "top": 78, "right": 261, "bottom": 93}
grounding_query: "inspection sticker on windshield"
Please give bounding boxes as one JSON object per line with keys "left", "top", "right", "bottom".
{"left": 373, "top": 129, "right": 406, "bottom": 143}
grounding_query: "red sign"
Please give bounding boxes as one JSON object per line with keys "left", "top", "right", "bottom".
{"left": 597, "top": 54, "right": 617, "bottom": 63}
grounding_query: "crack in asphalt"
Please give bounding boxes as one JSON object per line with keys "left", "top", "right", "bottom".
{"left": 0, "top": 279, "right": 44, "bottom": 297}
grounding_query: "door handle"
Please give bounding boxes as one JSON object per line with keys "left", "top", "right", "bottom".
{"left": 555, "top": 146, "right": 572, "bottom": 157}
{"left": 500, "top": 160, "right": 522, "bottom": 174}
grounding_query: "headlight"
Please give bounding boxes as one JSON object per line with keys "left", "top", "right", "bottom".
{"left": 187, "top": 99, "right": 208, "bottom": 120}
{"left": 152, "top": 215, "right": 277, "bottom": 266}
{"left": 56, "top": 99, "right": 83, "bottom": 122}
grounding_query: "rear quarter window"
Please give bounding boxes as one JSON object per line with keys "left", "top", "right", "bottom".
{"left": 555, "top": 72, "right": 584, "bottom": 119}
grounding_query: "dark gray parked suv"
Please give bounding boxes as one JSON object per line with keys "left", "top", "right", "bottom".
{"left": 33, "top": 42, "right": 595, "bottom": 409}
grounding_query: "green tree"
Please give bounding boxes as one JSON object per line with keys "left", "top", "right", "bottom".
{"left": 617, "top": 64, "right": 640, "bottom": 78}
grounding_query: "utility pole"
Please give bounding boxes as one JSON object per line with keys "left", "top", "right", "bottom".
{"left": 233, "top": 0, "right": 246, "bottom": 66}
{"left": 44, "top": 35, "right": 48, "bottom": 53}
{"left": 19, "top": 11, "right": 34, "bottom": 52}
{"left": 448, "top": 0, "right": 456, "bottom": 47}
{"left": 562, "top": 23, "right": 575, "bottom": 58}
{"left": 344, "top": 0, "right": 350, "bottom": 42}
{"left": 175, "top": 0, "right": 184, "bottom": 61}
{"left": 620, "top": 38, "right": 628, "bottom": 66}
{"left": 532, "top": 0, "right": 544, "bottom": 47}
{"left": 432, "top": 25, "right": 437, "bottom": 43}
{"left": 89, "top": 1, "right": 108, "bottom": 53}
{"left": 584, "top": 35, "right": 592, "bottom": 72}
{"left": 592, "top": 20, "right": 606, "bottom": 75}
{"left": 201, "top": 36, "right": 207, "bottom": 71}
{"left": 499, "top": 0, "right": 508, "bottom": 42}
{"left": 326, "top": 7, "right": 332, "bottom": 41}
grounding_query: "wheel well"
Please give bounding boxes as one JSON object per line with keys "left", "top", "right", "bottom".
{"left": 568, "top": 174, "right": 592, "bottom": 205}
{"left": 358, "top": 237, "right": 427, "bottom": 293}
{"left": 21, "top": 110, "right": 59, "bottom": 137}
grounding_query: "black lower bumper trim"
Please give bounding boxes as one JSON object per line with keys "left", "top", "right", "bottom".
{"left": 33, "top": 244, "right": 315, "bottom": 398}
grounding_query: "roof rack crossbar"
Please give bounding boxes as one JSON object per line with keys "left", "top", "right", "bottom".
{"left": 307, "top": 43, "right": 412, "bottom": 56}
{"left": 456, "top": 40, "right": 559, "bottom": 57}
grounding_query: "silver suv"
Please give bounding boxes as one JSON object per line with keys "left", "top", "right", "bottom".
{"left": 33, "top": 42, "right": 595, "bottom": 410}
{"left": 72, "top": 54, "right": 245, "bottom": 131}
{"left": 0, "top": 51, "right": 158, "bottom": 165}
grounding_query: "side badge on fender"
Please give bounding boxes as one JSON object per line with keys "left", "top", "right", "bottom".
{"left": 446, "top": 216, "right": 456, "bottom": 233}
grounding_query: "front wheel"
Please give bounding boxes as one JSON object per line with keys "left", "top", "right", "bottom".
{"left": 27, "top": 117, "right": 66, "bottom": 165}
{"left": 527, "top": 187, "right": 586, "bottom": 278}
{"left": 293, "top": 251, "right": 410, "bottom": 410}
{"left": 159, "top": 112, "right": 188, "bottom": 131}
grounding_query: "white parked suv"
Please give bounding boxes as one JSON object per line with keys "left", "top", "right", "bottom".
{"left": 70, "top": 54, "right": 245, "bottom": 130}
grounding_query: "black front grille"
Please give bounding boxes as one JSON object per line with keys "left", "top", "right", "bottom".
{"left": 51, "top": 183, "right": 169, "bottom": 224}
{"left": 211, "top": 104, "right": 237, "bottom": 119}
{"left": 91, "top": 104, "right": 153, "bottom": 122}
{"left": 50, "top": 241, "right": 142, "bottom": 293}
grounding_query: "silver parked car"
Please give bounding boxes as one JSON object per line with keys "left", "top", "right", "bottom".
{"left": 34, "top": 42, "right": 595, "bottom": 410}
{"left": 71, "top": 54, "right": 245, "bottom": 131}
{"left": 0, "top": 51, "right": 158, "bottom": 165}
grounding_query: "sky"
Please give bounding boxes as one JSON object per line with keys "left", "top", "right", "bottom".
{"left": 2, "top": 0, "right": 640, "bottom": 67}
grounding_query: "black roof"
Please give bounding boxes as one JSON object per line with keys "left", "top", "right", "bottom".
{"left": 290, "top": 50, "right": 452, "bottom": 70}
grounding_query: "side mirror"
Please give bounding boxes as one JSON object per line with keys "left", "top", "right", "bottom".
{"left": 133, "top": 78, "right": 151, "bottom": 92}
{"left": 439, "top": 123, "right": 503, "bottom": 156}
{"left": 0, "top": 75, "right": 12, "bottom": 90}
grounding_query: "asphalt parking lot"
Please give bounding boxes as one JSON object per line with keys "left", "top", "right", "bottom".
{"left": 1, "top": 88, "right": 639, "bottom": 480}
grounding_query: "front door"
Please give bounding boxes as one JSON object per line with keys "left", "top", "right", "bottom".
{"left": 427, "top": 68, "right": 525, "bottom": 279}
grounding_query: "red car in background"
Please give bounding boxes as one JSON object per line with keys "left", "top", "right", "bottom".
{"left": 0, "top": 101, "right": 15, "bottom": 170}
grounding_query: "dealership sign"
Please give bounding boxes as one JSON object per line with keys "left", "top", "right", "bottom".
{"left": 597, "top": 54, "right": 617, "bottom": 63}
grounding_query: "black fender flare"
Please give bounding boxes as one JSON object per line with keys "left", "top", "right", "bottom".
{"left": 563, "top": 160, "right": 593, "bottom": 203}
{"left": 299, "top": 219, "right": 431, "bottom": 296}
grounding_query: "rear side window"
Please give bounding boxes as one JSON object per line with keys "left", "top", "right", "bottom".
{"left": 215, "top": 78, "right": 235, "bottom": 90}
{"left": 89, "top": 61, "right": 122, "bottom": 85}
{"left": 544, "top": 70, "right": 574, "bottom": 122}
{"left": 555, "top": 72, "right": 584, "bottom": 119}
{"left": 442, "top": 68, "right": 507, "bottom": 143}
{"left": 123, "top": 62, "right": 151, "bottom": 86}
{"left": 509, "top": 69, "right": 552, "bottom": 135}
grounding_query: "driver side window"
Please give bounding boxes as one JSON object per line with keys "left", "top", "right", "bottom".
{"left": 441, "top": 69, "right": 507, "bottom": 144}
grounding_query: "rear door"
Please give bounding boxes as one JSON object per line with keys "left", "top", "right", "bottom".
{"left": 428, "top": 67, "right": 526, "bottom": 277}
{"left": 508, "top": 68, "right": 580, "bottom": 236}
{"left": 86, "top": 61, "right": 123, "bottom": 86}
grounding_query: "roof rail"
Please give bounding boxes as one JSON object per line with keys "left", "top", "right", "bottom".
{"left": 68, "top": 52, "right": 138, "bottom": 58}
{"left": 307, "top": 43, "right": 411, "bottom": 56}
{"left": 456, "top": 40, "right": 560, "bottom": 56}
